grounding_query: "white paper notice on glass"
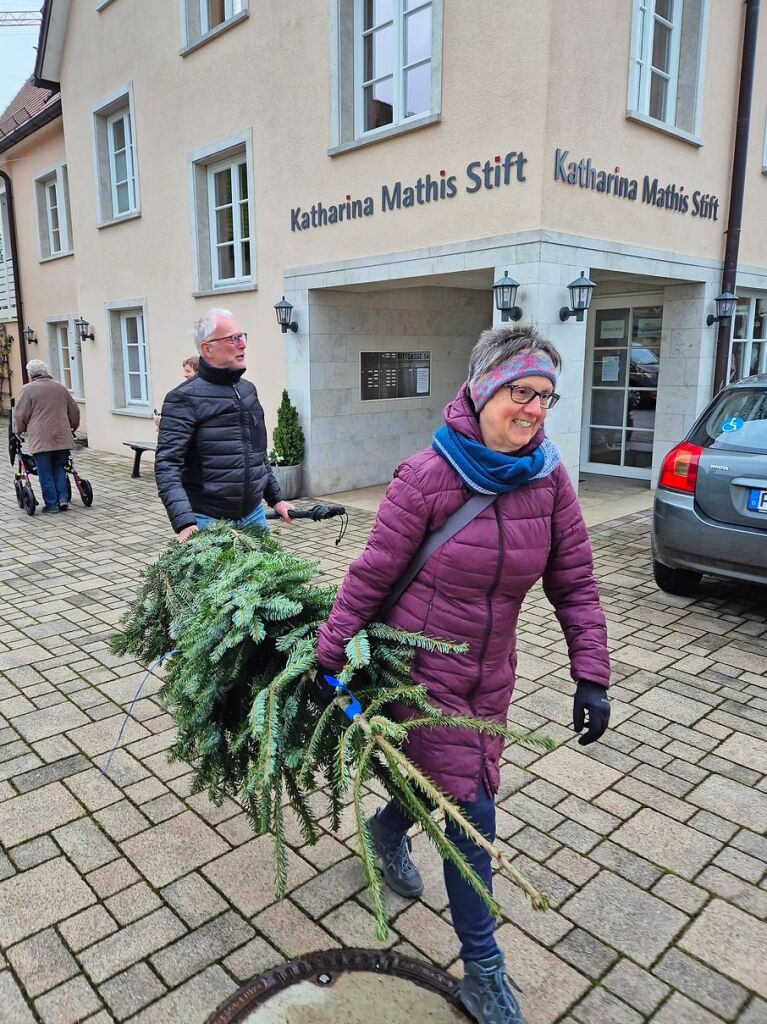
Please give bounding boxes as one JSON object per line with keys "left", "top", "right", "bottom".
{"left": 601, "top": 355, "right": 620, "bottom": 382}
{"left": 600, "top": 320, "right": 625, "bottom": 340}
{"left": 416, "top": 367, "right": 430, "bottom": 394}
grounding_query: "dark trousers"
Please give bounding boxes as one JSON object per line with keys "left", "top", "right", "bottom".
{"left": 378, "top": 781, "right": 498, "bottom": 962}
{"left": 34, "top": 450, "right": 69, "bottom": 510}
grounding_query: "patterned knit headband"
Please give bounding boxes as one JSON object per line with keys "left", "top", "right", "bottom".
{"left": 469, "top": 350, "right": 558, "bottom": 413}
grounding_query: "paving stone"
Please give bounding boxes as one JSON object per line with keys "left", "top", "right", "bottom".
{"left": 60, "top": 905, "right": 118, "bottom": 953}
{"left": 546, "top": 847, "right": 600, "bottom": 886}
{"left": 6, "top": 928, "right": 79, "bottom": 998}
{"left": 9, "top": 834, "right": 59, "bottom": 869}
{"left": 99, "top": 963, "right": 166, "bottom": 1021}
{"left": 680, "top": 899, "right": 767, "bottom": 998}
{"left": 650, "top": 993, "right": 726, "bottom": 1023}
{"left": 104, "top": 881, "right": 162, "bottom": 926}
{"left": 120, "top": 811, "right": 228, "bottom": 887}
{"left": 0, "top": 970, "right": 37, "bottom": 1023}
{"left": 530, "top": 746, "right": 621, "bottom": 799}
{"left": 695, "top": 865, "right": 767, "bottom": 919}
{"left": 125, "top": 965, "right": 237, "bottom": 1024}
{"left": 558, "top": 796, "right": 620, "bottom": 835}
{"left": 86, "top": 859, "right": 141, "bottom": 899}
{"left": 0, "top": 857, "right": 96, "bottom": 946}
{"left": 689, "top": 776, "right": 767, "bottom": 831}
{"left": 738, "top": 997, "right": 767, "bottom": 1024}
{"left": 322, "top": 900, "right": 399, "bottom": 951}
{"left": 79, "top": 908, "right": 187, "bottom": 984}
{"left": 13, "top": 754, "right": 91, "bottom": 793}
{"left": 733, "top": 829, "right": 767, "bottom": 862}
{"left": 591, "top": 839, "right": 663, "bottom": 888}
{"left": 494, "top": 875, "right": 573, "bottom": 947}
{"left": 610, "top": 808, "right": 722, "bottom": 880}
{"left": 603, "top": 958, "right": 670, "bottom": 1017}
{"left": 252, "top": 899, "right": 340, "bottom": 960}
{"left": 160, "top": 872, "right": 229, "bottom": 928}
{"left": 634, "top": 688, "right": 711, "bottom": 725}
{"left": 572, "top": 986, "right": 643, "bottom": 1024}
{"left": 63, "top": 770, "right": 124, "bottom": 812}
{"left": 689, "top": 809, "right": 740, "bottom": 842}
{"left": 67, "top": 715, "right": 150, "bottom": 758}
{"left": 202, "top": 835, "right": 313, "bottom": 916}
{"left": 550, "top": 819, "right": 600, "bottom": 854}
{"left": 54, "top": 818, "right": 120, "bottom": 872}
{"left": 651, "top": 874, "right": 708, "bottom": 914}
{"left": 150, "top": 910, "right": 254, "bottom": 986}
{"left": 94, "top": 800, "right": 151, "bottom": 842}
{"left": 141, "top": 793, "right": 184, "bottom": 823}
{"left": 292, "top": 856, "right": 365, "bottom": 918}
{"left": 0, "top": 781, "right": 84, "bottom": 847}
{"left": 713, "top": 847, "right": 765, "bottom": 884}
{"left": 554, "top": 926, "right": 618, "bottom": 978}
{"left": 34, "top": 974, "right": 102, "bottom": 1024}
{"left": 496, "top": 923, "right": 590, "bottom": 1024}
{"left": 224, "top": 935, "right": 284, "bottom": 981}
{"left": 12, "top": 703, "right": 90, "bottom": 742}
{"left": 561, "top": 871, "right": 686, "bottom": 967}
{"left": 653, "top": 948, "right": 748, "bottom": 1020}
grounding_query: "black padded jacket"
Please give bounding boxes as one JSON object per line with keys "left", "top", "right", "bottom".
{"left": 155, "top": 358, "right": 283, "bottom": 533}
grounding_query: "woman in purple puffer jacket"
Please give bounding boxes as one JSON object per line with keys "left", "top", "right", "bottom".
{"left": 317, "top": 324, "right": 610, "bottom": 1024}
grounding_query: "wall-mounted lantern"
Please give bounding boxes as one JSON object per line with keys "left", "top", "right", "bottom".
{"left": 22, "top": 326, "right": 37, "bottom": 345}
{"left": 559, "top": 271, "right": 596, "bottom": 322}
{"left": 74, "top": 317, "right": 95, "bottom": 342}
{"left": 274, "top": 297, "right": 299, "bottom": 334}
{"left": 492, "top": 271, "right": 522, "bottom": 322}
{"left": 706, "top": 291, "right": 737, "bottom": 327}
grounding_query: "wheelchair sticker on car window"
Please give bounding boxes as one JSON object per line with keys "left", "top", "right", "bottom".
{"left": 721, "top": 417, "right": 744, "bottom": 433}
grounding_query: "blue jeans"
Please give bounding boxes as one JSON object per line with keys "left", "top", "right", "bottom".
{"left": 34, "top": 450, "right": 69, "bottom": 510}
{"left": 195, "top": 503, "right": 267, "bottom": 530}
{"left": 378, "top": 781, "right": 498, "bottom": 962}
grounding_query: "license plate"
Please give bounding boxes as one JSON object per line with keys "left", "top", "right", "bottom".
{"left": 747, "top": 488, "right": 767, "bottom": 513}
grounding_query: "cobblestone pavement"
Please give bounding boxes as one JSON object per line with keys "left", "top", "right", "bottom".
{"left": 1, "top": 443, "right": 766, "bottom": 1024}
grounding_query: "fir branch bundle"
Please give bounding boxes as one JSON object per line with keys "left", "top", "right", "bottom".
{"left": 111, "top": 523, "right": 552, "bottom": 937}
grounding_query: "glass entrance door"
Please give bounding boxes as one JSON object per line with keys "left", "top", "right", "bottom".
{"left": 582, "top": 303, "right": 663, "bottom": 479}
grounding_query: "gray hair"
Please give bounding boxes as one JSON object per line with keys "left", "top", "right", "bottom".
{"left": 192, "top": 308, "right": 233, "bottom": 352}
{"left": 26, "top": 359, "right": 50, "bottom": 379}
{"left": 468, "top": 323, "right": 562, "bottom": 380}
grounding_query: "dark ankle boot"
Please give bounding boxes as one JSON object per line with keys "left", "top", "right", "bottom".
{"left": 460, "top": 952, "right": 527, "bottom": 1024}
{"left": 368, "top": 809, "right": 424, "bottom": 898}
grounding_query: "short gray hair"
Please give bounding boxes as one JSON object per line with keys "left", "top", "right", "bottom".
{"left": 468, "top": 323, "right": 562, "bottom": 380}
{"left": 26, "top": 359, "right": 50, "bottom": 379}
{"left": 192, "top": 308, "right": 233, "bottom": 352}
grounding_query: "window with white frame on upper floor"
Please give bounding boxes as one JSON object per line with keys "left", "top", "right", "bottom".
{"left": 188, "top": 131, "right": 255, "bottom": 295}
{"left": 182, "top": 0, "right": 248, "bottom": 50}
{"left": 729, "top": 297, "right": 767, "bottom": 383}
{"left": 628, "top": 0, "right": 709, "bottom": 141}
{"left": 107, "top": 303, "right": 151, "bottom": 410}
{"left": 34, "top": 164, "right": 72, "bottom": 259}
{"left": 92, "top": 85, "right": 141, "bottom": 226}
{"left": 330, "top": 0, "right": 443, "bottom": 153}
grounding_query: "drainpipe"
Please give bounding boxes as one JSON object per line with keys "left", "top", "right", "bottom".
{"left": 0, "top": 169, "right": 29, "bottom": 385}
{"left": 713, "top": 0, "right": 760, "bottom": 395}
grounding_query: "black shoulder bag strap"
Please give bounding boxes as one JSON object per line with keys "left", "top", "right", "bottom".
{"left": 378, "top": 492, "right": 497, "bottom": 618}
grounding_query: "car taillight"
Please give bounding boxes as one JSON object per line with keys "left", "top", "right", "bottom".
{"left": 658, "top": 441, "right": 702, "bottom": 493}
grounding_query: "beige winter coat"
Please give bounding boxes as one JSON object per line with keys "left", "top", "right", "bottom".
{"left": 13, "top": 375, "right": 80, "bottom": 454}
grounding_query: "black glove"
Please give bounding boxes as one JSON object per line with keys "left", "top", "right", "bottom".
{"left": 573, "top": 681, "right": 610, "bottom": 745}
{"left": 312, "top": 668, "right": 340, "bottom": 710}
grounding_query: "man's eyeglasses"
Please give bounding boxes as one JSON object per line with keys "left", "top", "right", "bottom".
{"left": 206, "top": 332, "right": 248, "bottom": 346}
{"left": 504, "top": 384, "right": 560, "bottom": 409}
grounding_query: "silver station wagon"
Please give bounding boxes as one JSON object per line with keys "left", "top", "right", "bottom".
{"left": 652, "top": 374, "right": 767, "bottom": 595}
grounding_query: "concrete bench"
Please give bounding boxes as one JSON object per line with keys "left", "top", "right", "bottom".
{"left": 123, "top": 441, "right": 157, "bottom": 478}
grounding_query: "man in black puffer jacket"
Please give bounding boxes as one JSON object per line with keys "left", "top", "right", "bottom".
{"left": 155, "top": 308, "right": 294, "bottom": 540}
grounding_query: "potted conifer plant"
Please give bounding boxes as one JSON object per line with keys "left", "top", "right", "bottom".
{"left": 269, "top": 389, "right": 305, "bottom": 500}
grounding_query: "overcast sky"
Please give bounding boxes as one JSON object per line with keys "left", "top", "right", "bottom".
{"left": 0, "top": 4, "right": 41, "bottom": 117}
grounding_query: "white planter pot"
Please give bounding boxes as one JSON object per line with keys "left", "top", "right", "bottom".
{"left": 273, "top": 463, "right": 303, "bottom": 500}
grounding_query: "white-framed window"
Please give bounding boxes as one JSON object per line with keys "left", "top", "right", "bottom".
{"left": 34, "top": 164, "right": 72, "bottom": 259}
{"left": 107, "top": 109, "right": 137, "bottom": 218}
{"left": 729, "top": 297, "right": 767, "bottom": 383}
{"left": 181, "top": 0, "right": 248, "bottom": 50}
{"left": 330, "top": 0, "right": 443, "bottom": 153}
{"left": 188, "top": 130, "right": 256, "bottom": 295}
{"left": 628, "top": 0, "right": 709, "bottom": 139}
{"left": 355, "top": 0, "right": 433, "bottom": 136}
{"left": 121, "top": 311, "right": 149, "bottom": 404}
{"left": 48, "top": 320, "right": 83, "bottom": 398}
{"left": 106, "top": 301, "right": 151, "bottom": 411}
{"left": 762, "top": 108, "right": 767, "bottom": 173}
{"left": 92, "top": 84, "right": 141, "bottom": 226}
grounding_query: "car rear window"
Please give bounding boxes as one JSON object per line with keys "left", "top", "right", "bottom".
{"left": 689, "top": 388, "right": 767, "bottom": 453}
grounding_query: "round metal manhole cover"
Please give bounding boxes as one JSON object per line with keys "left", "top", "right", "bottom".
{"left": 207, "top": 949, "right": 474, "bottom": 1023}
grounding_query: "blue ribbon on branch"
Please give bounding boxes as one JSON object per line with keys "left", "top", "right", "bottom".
{"left": 323, "top": 674, "right": 362, "bottom": 720}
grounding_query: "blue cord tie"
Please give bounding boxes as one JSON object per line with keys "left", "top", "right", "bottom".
{"left": 99, "top": 649, "right": 180, "bottom": 777}
{"left": 323, "top": 674, "right": 362, "bottom": 720}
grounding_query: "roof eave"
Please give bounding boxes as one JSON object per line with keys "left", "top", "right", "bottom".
{"left": 0, "top": 96, "right": 62, "bottom": 155}
{"left": 33, "top": 0, "right": 71, "bottom": 91}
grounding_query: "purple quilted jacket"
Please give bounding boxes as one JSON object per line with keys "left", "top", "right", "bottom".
{"left": 317, "top": 385, "right": 610, "bottom": 802}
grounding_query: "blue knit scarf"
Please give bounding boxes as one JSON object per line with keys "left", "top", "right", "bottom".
{"left": 432, "top": 426, "right": 560, "bottom": 495}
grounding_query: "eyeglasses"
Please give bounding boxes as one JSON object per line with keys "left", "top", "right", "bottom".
{"left": 206, "top": 332, "right": 248, "bottom": 346}
{"left": 504, "top": 384, "right": 560, "bottom": 409}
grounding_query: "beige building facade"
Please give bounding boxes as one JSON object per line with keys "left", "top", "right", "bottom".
{"left": 1, "top": 0, "right": 766, "bottom": 494}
